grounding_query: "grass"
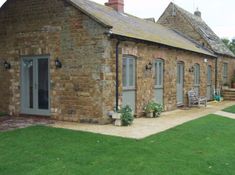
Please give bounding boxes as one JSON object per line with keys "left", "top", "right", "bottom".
{"left": 223, "top": 105, "right": 235, "bottom": 113}
{"left": 1, "top": 115, "right": 235, "bottom": 175}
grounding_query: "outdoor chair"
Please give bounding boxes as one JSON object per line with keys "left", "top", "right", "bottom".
{"left": 188, "top": 89, "right": 207, "bottom": 107}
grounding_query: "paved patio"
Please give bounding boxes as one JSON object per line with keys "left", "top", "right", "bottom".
{"left": 51, "top": 101, "right": 235, "bottom": 139}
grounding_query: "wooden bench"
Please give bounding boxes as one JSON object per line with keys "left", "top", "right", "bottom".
{"left": 188, "top": 89, "right": 207, "bottom": 107}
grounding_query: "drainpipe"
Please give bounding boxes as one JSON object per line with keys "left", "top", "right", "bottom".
{"left": 215, "top": 57, "right": 218, "bottom": 90}
{"left": 115, "top": 40, "right": 120, "bottom": 112}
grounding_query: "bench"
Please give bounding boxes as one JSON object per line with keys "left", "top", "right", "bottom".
{"left": 188, "top": 89, "right": 207, "bottom": 107}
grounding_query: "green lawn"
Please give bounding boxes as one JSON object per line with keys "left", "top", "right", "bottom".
{"left": 223, "top": 105, "right": 235, "bottom": 113}
{"left": 1, "top": 115, "right": 235, "bottom": 175}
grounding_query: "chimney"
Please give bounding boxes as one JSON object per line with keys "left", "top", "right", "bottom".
{"left": 194, "top": 8, "right": 201, "bottom": 18}
{"left": 105, "top": 0, "right": 124, "bottom": 13}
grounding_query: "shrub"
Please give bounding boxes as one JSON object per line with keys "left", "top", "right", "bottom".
{"left": 120, "top": 105, "right": 134, "bottom": 126}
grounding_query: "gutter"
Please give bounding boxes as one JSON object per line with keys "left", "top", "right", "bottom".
{"left": 115, "top": 40, "right": 120, "bottom": 112}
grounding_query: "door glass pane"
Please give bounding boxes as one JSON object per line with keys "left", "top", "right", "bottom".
{"left": 23, "top": 59, "right": 34, "bottom": 109}
{"left": 155, "top": 61, "right": 163, "bottom": 86}
{"left": 159, "top": 62, "right": 162, "bottom": 86}
{"left": 38, "top": 59, "right": 49, "bottom": 110}
{"left": 122, "top": 58, "right": 127, "bottom": 87}
{"left": 177, "top": 64, "right": 181, "bottom": 84}
{"left": 207, "top": 66, "right": 211, "bottom": 85}
{"left": 194, "top": 64, "right": 200, "bottom": 85}
{"left": 223, "top": 63, "right": 228, "bottom": 84}
{"left": 155, "top": 63, "right": 158, "bottom": 85}
{"left": 129, "top": 58, "right": 134, "bottom": 87}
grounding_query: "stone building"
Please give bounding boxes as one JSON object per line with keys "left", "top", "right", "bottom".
{"left": 0, "top": 0, "right": 233, "bottom": 123}
{"left": 158, "top": 3, "right": 235, "bottom": 88}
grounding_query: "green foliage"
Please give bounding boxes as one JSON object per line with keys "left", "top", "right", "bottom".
{"left": 120, "top": 105, "right": 134, "bottom": 126}
{"left": 144, "top": 101, "right": 163, "bottom": 117}
{"left": 222, "top": 38, "right": 235, "bottom": 54}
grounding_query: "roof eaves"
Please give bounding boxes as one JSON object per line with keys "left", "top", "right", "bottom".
{"left": 65, "top": 0, "right": 113, "bottom": 29}
{"left": 111, "top": 33, "right": 217, "bottom": 58}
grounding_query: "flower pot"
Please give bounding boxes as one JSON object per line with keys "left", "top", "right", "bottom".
{"left": 146, "top": 112, "right": 154, "bottom": 118}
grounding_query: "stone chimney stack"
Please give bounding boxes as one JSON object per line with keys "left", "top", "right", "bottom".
{"left": 194, "top": 8, "right": 201, "bottom": 18}
{"left": 105, "top": 0, "right": 124, "bottom": 13}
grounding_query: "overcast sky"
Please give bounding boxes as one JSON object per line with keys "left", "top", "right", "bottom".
{"left": 0, "top": 0, "right": 234, "bottom": 39}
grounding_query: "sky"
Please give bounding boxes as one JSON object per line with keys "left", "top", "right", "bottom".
{"left": 0, "top": 0, "right": 234, "bottom": 39}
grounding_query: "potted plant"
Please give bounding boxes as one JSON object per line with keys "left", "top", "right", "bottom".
{"left": 144, "top": 101, "right": 163, "bottom": 118}
{"left": 143, "top": 102, "right": 154, "bottom": 117}
{"left": 231, "top": 76, "right": 235, "bottom": 88}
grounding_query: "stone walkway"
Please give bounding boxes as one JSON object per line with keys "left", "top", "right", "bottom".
{"left": 51, "top": 101, "right": 235, "bottom": 139}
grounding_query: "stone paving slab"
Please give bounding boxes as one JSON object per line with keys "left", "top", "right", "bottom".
{"left": 51, "top": 101, "right": 235, "bottom": 139}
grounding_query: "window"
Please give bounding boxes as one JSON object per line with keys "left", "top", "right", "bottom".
{"left": 122, "top": 56, "right": 136, "bottom": 89}
{"left": 223, "top": 63, "right": 228, "bottom": 84}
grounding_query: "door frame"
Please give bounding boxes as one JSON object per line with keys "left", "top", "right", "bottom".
{"left": 20, "top": 55, "right": 51, "bottom": 116}
{"left": 176, "top": 61, "right": 184, "bottom": 106}
{"left": 122, "top": 55, "right": 136, "bottom": 112}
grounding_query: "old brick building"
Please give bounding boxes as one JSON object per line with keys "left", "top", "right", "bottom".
{"left": 0, "top": 0, "right": 234, "bottom": 123}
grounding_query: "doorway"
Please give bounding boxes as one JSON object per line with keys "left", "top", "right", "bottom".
{"left": 21, "top": 56, "right": 50, "bottom": 116}
{"left": 122, "top": 56, "right": 136, "bottom": 112}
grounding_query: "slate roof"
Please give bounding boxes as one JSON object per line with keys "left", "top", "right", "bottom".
{"left": 67, "top": 0, "right": 216, "bottom": 57}
{"left": 171, "top": 3, "right": 235, "bottom": 57}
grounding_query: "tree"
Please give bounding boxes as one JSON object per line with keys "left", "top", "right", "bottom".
{"left": 222, "top": 38, "right": 235, "bottom": 54}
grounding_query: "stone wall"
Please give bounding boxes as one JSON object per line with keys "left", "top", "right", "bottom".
{"left": 0, "top": 0, "right": 112, "bottom": 123}
{"left": 109, "top": 40, "right": 215, "bottom": 116}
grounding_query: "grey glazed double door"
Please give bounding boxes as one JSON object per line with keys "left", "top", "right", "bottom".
{"left": 21, "top": 56, "right": 50, "bottom": 116}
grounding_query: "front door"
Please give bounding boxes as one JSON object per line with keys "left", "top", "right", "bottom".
{"left": 207, "top": 65, "right": 212, "bottom": 100}
{"left": 122, "top": 56, "right": 136, "bottom": 112}
{"left": 154, "top": 59, "right": 164, "bottom": 105}
{"left": 21, "top": 56, "right": 50, "bottom": 116}
{"left": 177, "top": 62, "right": 184, "bottom": 105}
